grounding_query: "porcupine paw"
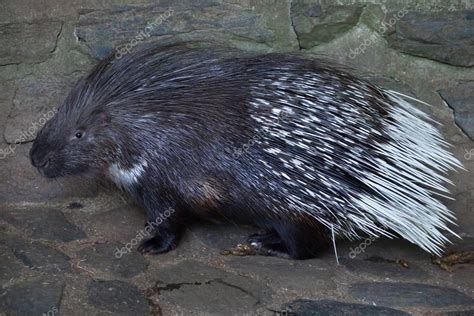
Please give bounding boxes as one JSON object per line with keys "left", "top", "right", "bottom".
{"left": 138, "top": 236, "right": 177, "bottom": 255}
{"left": 247, "top": 230, "right": 290, "bottom": 259}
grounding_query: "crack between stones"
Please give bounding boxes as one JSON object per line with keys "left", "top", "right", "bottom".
{"left": 437, "top": 91, "right": 473, "bottom": 141}
{"left": 0, "top": 21, "right": 64, "bottom": 67}
{"left": 289, "top": 0, "right": 302, "bottom": 50}
{"left": 212, "top": 279, "right": 261, "bottom": 303}
{"left": 146, "top": 278, "right": 261, "bottom": 310}
{"left": 0, "top": 61, "right": 24, "bottom": 67}
{"left": 2, "top": 87, "right": 18, "bottom": 145}
{"left": 50, "top": 22, "right": 64, "bottom": 55}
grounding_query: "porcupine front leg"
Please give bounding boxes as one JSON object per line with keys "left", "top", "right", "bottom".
{"left": 137, "top": 191, "right": 185, "bottom": 255}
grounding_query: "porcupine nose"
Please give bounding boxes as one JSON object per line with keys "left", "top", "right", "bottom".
{"left": 30, "top": 153, "right": 50, "bottom": 168}
{"left": 29, "top": 145, "right": 51, "bottom": 168}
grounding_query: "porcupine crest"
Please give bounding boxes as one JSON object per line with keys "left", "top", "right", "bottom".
{"left": 248, "top": 69, "right": 462, "bottom": 255}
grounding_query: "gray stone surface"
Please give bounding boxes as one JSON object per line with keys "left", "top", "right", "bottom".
{"left": 0, "top": 21, "right": 62, "bottom": 65}
{"left": 148, "top": 260, "right": 273, "bottom": 314}
{"left": 225, "top": 255, "right": 338, "bottom": 294}
{"left": 151, "top": 279, "right": 262, "bottom": 314}
{"left": 75, "top": 1, "right": 295, "bottom": 60}
{"left": 439, "top": 81, "right": 474, "bottom": 140}
{"left": 349, "top": 282, "right": 474, "bottom": 308}
{"left": 78, "top": 242, "right": 149, "bottom": 278}
{"left": 87, "top": 280, "right": 150, "bottom": 315}
{"left": 0, "top": 81, "right": 15, "bottom": 145}
{"left": 0, "top": 277, "right": 64, "bottom": 315}
{"left": 74, "top": 204, "right": 147, "bottom": 244}
{"left": 0, "top": 1, "right": 473, "bottom": 315}
{"left": 0, "top": 245, "right": 24, "bottom": 283}
{"left": 291, "top": 2, "right": 363, "bottom": 49}
{"left": 387, "top": 11, "right": 474, "bottom": 67}
{"left": 442, "top": 310, "right": 474, "bottom": 316}
{"left": 0, "top": 145, "right": 99, "bottom": 203}
{"left": 280, "top": 299, "right": 410, "bottom": 316}
{"left": 0, "top": 208, "right": 86, "bottom": 242}
{"left": 4, "top": 237, "right": 72, "bottom": 274}
{"left": 0, "top": 205, "right": 473, "bottom": 315}
{"left": 4, "top": 72, "right": 79, "bottom": 144}
{"left": 340, "top": 257, "right": 429, "bottom": 280}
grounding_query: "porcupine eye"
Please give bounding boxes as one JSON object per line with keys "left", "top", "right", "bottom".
{"left": 75, "top": 131, "right": 83, "bottom": 139}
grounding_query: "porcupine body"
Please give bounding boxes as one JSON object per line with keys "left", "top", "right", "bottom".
{"left": 29, "top": 43, "right": 462, "bottom": 259}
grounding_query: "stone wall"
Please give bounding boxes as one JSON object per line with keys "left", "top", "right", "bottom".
{"left": 1, "top": 0, "right": 473, "bottom": 236}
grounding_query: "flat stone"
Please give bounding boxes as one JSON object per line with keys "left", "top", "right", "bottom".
{"left": 358, "top": 4, "right": 385, "bottom": 32}
{"left": 349, "top": 282, "right": 474, "bottom": 307}
{"left": 149, "top": 260, "right": 273, "bottom": 314}
{"left": 442, "top": 310, "right": 474, "bottom": 316}
{"left": 0, "top": 244, "right": 24, "bottom": 283}
{"left": 0, "top": 277, "right": 64, "bottom": 315}
{"left": 438, "top": 82, "right": 474, "bottom": 140}
{"left": 290, "top": 2, "right": 363, "bottom": 48}
{"left": 0, "top": 81, "right": 15, "bottom": 146}
{"left": 87, "top": 280, "right": 150, "bottom": 315}
{"left": 225, "top": 255, "right": 337, "bottom": 293}
{"left": 154, "top": 280, "right": 261, "bottom": 315}
{"left": 78, "top": 205, "right": 146, "bottom": 244}
{"left": 2, "top": 237, "right": 72, "bottom": 274}
{"left": 280, "top": 299, "right": 410, "bottom": 315}
{"left": 337, "top": 237, "right": 430, "bottom": 263}
{"left": 0, "top": 208, "right": 86, "bottom": 242}
{"left": 0, "top": 21, "right": 62, "bottom": 65}
{"left": 0, "top": 144, "right": 99, "bottom": 203}
{"left": 77, "top": 242, "right": 148, "bottom": 278}
{"left": 446, "top": 189, "right": 474, "bottom": 238}
{"left": 340, "top": 257, "right": 429, "bottom": 280}
{"left": 387, "top": 11, "right": 474, "bottom": 67}
{"left": 74, "top": 2, "right": 288, "bottom": 60}
{"left": 0, "top": 0, "right": 154, "bottom": 24}
{"left": 4, "top": 72, "right": 80, "bottom": 144}
{"left": 451, "top": 264, "right": 474, "bottom": 293}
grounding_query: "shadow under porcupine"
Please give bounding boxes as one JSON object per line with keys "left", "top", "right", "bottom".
{"left": 29, "top": 43, "right": 462, "bottom": 259}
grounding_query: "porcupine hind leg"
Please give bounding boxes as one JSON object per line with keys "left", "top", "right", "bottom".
{"left": 248, "top": 221, "right": 331, "bottom": 259}
{"left": 247, "top": 229, "right": 290, "bottom": 258}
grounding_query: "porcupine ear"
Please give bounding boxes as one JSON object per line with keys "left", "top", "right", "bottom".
{"left": 93, "top": 109, "right": 112, "bottom": 127}
{"left": 100, "top": 112, "right": 112, "bottom": 126}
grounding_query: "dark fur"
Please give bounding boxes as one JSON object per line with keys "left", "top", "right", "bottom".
{"left": 30, "top": 43, "right": 396, "bottom": 259}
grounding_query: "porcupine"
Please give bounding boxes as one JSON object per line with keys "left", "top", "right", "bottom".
{"left": 29, "top": 43, "right": 462, "bottom": 259}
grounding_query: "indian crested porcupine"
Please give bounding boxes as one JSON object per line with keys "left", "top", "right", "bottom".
{"left": 30, "top": 43, "right": 462, "bottom": 259}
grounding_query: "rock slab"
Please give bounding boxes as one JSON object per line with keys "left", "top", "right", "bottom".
{"left": 281, "top": 299, "right": 410, "bottom": 315}
{"left": 349, "top": 282, "right": 474, "bottom": 308}
{"left": 387, "top": 11, "right": 474, "bottom": 67}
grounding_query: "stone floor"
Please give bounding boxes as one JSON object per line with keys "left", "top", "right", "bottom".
{"left": 0, "top": 193, "right": 473, "bottom": 315}
{"left": 1, "top": 1, "right": 474, "bottom": 315}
